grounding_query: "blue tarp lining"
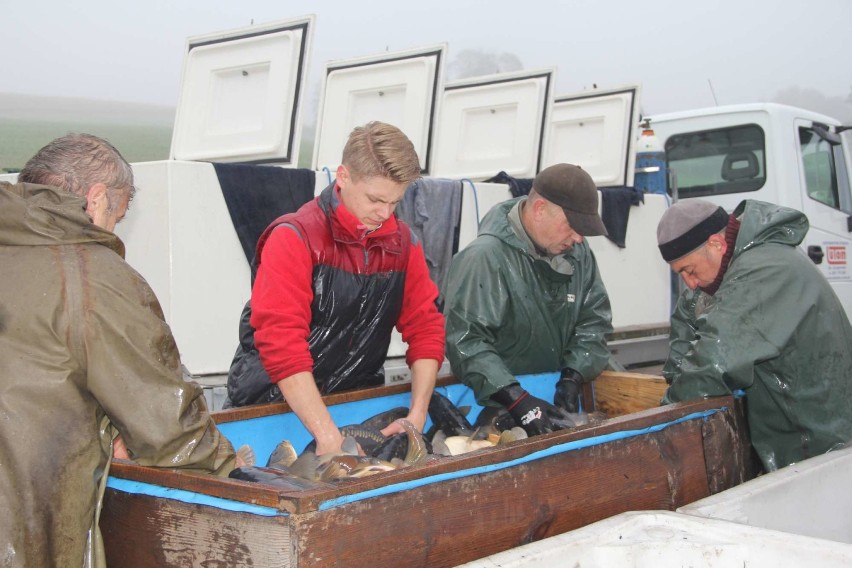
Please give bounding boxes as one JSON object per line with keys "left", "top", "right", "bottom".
{"left": 107, "top": 405, "right": 724, "bottom": 518}
{"left": 106, "top": 478, "right": 285, "bottom": 517}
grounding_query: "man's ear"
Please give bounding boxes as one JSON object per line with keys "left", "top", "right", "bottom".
{"left": 530, "top": 194, "right": 548, "bottom": 219}
{"left": 84, "top": 183, "right": 109, "bottom": 219}
{"left": 336, "top": 164, "right": 350, "bottom": 188}
{"left": 708, "top": 232, "right": 728, "bottom": 254}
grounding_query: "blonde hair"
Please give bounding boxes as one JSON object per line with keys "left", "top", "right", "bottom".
{"left": 341, "top": 121, "right": 421, "bottom": 184}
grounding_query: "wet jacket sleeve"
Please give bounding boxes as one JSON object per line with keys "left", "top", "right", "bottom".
{"left": 661, "top": 293, "right": 701, "bottom": 387}
{"left": 444, "top": 244, "right": 517, "bottom": 404}
{"left": 251, "top": 225, "right": 315, "bottom": 383}
{"left": 561, "top": 249, "right": 612, "bottom": 381}
{"left": 84, "top": 253, "right": 235, "bottom": 475}
{"left": 397, "top": 240, "right": 446, "bottom": 365}
{"left": 662, "top": 248, "right": 801, "bottom": 404}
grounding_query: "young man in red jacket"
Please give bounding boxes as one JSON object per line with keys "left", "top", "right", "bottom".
{"left": 228, "top": 122, "right": 445, "bottom": 455}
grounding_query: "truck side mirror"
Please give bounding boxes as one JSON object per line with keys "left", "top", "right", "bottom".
{"left": 807, "top": 245, "right": 825, "bottom": 264}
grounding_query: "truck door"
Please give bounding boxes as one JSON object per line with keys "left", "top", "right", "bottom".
{"left": 795, "top": 120, "right": 852, "bottom": 318}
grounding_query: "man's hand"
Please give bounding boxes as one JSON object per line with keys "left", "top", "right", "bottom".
{"left": 554, "top": 368, "right": 584, "bottom": 414}
{"left": 112, "top": 435, "right": 130, "bottom": 460}
{"left": 491, "top": 383, "right": 575, "bottom": 437}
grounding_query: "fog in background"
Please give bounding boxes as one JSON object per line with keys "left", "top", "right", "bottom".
{"left": 2, "top": 0, "right": 851, "bottom": 129}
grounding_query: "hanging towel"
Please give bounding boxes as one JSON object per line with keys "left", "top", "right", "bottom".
{"left": 599, "top": 186, "right": 644, "bottom": 248}
{"left": 396, "top": 177, "right": 463, "bottom": 307}
{"left": 484, "top": 171, "right": 533, "bottom": 198}
{"left": 213, "top": 163, "right": 316, "bottom": 265}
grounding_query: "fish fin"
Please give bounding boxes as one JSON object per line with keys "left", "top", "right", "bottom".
{"left": 398, "top": 419, "right": 428, "bottom": 466}
{"left": 266, "top": 440, "right": 299, "bottom": 469}
{"left": 432, "top": 437, "right": 452, "bottom": 456}
{"left": 289, "top": 452, "right": 322, "bottom": 481}
{"left": 237, "top": 444, "right": 256, "bottom": 467}
{"left": 341, "top": 436, "right": 360, "bottom": 456}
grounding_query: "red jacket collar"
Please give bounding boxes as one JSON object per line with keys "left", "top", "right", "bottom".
{"left": 330, "top": 184, "right": 399, "bottom": 242}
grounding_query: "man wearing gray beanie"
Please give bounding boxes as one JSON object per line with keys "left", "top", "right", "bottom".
{"left": 444, "top": 164, "right": 612, "bottom": 437}
{"left": 657, "top": 198, "right": 852, "bottom": 472}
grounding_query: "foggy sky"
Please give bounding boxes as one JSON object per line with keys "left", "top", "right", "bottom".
{"left": 3, "top": 0, "right": 851, "bottom": 119}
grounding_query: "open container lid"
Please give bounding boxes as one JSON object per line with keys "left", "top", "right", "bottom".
{"left": 431, "top": 68, "right": 554, "bottom": 180}
{"left": 312, "top": 44, "right": 445, "bottom": 173}
{"left": 170, "top": 16, "right": 314, "bottom": 164}
{"left": 542, "top": 85, "right": 641, "bottom": 187}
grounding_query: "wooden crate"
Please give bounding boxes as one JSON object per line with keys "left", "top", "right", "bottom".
{"left": 101, "top": 371, "right": 754, "bottom": 567}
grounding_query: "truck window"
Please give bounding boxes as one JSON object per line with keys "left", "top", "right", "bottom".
{"left": 665, "top": 124, "right": 766, "bottom": 198}
{"left": 799, "top": 126, "right": 851, "bottom": 212}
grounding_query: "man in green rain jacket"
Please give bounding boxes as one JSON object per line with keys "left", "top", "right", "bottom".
{"left": 657, "top": 198, "right": 852, "bottom": 472}
{"left": 0, "top": 134, "right": 236, "bottom": 567}
{"left": 444, "top": 164, "right": 612, "bottom": 436}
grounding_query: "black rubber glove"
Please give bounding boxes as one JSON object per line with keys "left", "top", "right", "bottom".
{"left": 491, "top": 383, "right": 575, "bottom": 437}
{"left": 554, "top": 368, "right": 584, "bottom": 414}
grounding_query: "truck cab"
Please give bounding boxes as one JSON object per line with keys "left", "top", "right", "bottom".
{"left": 648, "top": 103, "right": 852, "bottom": 319}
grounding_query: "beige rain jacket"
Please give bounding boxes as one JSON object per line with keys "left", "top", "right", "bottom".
{"left": 0, "top": 181, "right": 236, "bottom": 567}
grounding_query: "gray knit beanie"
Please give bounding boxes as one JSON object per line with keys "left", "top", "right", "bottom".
{"left": 657, "top": 200, "right": 728, "bottom": 262}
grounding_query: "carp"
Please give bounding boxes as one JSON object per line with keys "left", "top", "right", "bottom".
{"left": 229, "top": 466, "right": 331, "bottom": 491}
{"left": 427, "top": 391, "right": 475, "bottom": 438}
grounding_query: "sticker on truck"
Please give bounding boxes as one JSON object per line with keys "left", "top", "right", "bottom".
{"left": 825, "top": 242, "right": 848, "bottom": 279}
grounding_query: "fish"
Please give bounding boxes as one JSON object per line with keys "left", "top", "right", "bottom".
{"left": 473, "top": 406, "right": 517, "bottom": 434}
{"left": 397, "top": 418, "right": 429, "bottom": 466}
{"left": 497, "top": 427, "right": 528, "bottom": 445}
{"left": 287, "top": 450, "right": 325, "bottom": 481}
{"left": 371, "top": 419, "right": 431, "bottom": 465}
{"left": 317, "top": 455, "right": 397, "bottom": 482}
{"left": 267, "top": 440, "right": 299, "bottom": 470}
{"left": 360, "top": 406, "right": 410, "bottom": 431}
{"left": 302, "top": 424, "right": 388, "bottom": 456}
{"left": 427, "top": 391, "right": 475, "bottom": 438}
{"left": 429, "top": 411, "right": 528, "bottom": 457}
{"left": 443, "top": 436, "right": 494, "bottom": 456}
{"left": 431, "top": 430, "right": 452, "bottom": 456}
{"left": 372, "top": 432, "right": 408, "bottom": 462}
{"left": 288, "top": 435, "right": 404, "bottom": 482}
{"left": 229, "top": 466, "right": 330, "bottom": 491}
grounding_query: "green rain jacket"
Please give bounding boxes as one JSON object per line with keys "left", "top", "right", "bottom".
{"left": 444, "top": 198, "right": 612, "bottom": 404}
{"left": 0, "top": 182, "right": 236, "bottom": 567}
{"left": 662, "top": 199, "right": 852, "bottom": 471}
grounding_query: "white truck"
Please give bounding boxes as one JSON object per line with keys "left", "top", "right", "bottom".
{"left": 649, "top": 103, "right": 852, "bottom": 320}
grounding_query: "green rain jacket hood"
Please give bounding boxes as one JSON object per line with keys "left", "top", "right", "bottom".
{"left": 662, "top": 199, "right": 852, "bottom": 471}
{"left": 444, "top": 198, "right": 612, "bottom": 404}
{"left": 0, "top": 182, "right": 236, "bottom": 567}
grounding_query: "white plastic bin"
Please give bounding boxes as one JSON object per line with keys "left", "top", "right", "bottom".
{"left": 458, "top": 511, "right": 852, "bottom": 568}
{"left": 678, "top": 446, "right": 852, "bottom": 543}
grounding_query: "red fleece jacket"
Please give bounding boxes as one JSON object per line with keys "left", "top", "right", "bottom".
{"left": 251, "top": 189, "right": 446, "bottom": 383}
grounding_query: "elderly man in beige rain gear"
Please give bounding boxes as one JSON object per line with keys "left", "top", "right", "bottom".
{"left": 0, "top": 134, "right": 237, "bottom": 567}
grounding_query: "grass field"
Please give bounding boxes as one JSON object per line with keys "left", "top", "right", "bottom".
{"left": 0, "top": 118, "right": 172, "bottom": 172}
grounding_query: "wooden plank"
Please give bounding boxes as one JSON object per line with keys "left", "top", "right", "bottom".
{"left": 702, "top": 396, "right": 761, "bottom": 493}
{"left": 101, "top": 490, "right": 292, "bottom": 568}
{"left": 593, "top": 370, "right": 668, "bottom": 417}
